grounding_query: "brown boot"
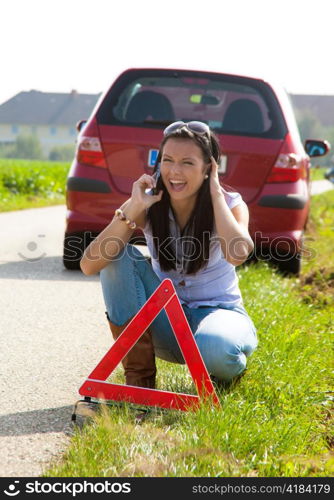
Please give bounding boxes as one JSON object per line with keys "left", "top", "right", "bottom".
{"left": 107, "top": 318, "right": 156, "bottom": 389}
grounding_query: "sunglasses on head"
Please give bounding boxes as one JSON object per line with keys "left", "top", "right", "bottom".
{"left": 163, "top": 121, "right": 210, "bottom": 137}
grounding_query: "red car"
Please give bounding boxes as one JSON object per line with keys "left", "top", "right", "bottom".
{"left": 63, "top": 68, "right": 330, "bottom": 274}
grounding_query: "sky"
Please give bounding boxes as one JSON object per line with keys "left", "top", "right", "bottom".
{"left": 2, "top": 0, "right": 334, "bottom": 105}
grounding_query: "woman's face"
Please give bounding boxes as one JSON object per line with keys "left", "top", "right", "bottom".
{"left": 160, "top": 138, "right": 210, "bottom": 203}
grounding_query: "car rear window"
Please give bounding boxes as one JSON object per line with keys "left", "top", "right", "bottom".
{"left": 97, "top": 69, "right": 287, "bottom": 139}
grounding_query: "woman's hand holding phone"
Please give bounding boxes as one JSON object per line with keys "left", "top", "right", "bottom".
{"left": 130, "top": 168, "right": 163, "bottom": 210}
{"left": 148, "top": 164, "right": 161, "bottom": 195}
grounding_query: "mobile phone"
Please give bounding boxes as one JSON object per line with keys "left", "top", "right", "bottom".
{"left": 148, "top": 163, "right": 161, "bottom": 195}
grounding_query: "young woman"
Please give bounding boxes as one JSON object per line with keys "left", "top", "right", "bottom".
{"left": 80, "top": 121, "right": 258, "bottom": 389}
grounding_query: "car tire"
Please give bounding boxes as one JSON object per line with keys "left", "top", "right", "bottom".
{"left": 275, "top": 253, "right": 302, "bottom": 275}
{"left": 63, "top": 232, "right": 96, "bottom": 271}
{"left": 269, "top": 230, "right": 304, "bottom": 276}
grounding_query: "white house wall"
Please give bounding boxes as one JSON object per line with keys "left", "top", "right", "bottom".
{"left": 0, "top": 123, "right": 77, "bottom": 155}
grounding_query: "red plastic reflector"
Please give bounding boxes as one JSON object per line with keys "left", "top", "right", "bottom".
{"left": 266, "top": 168, "right": 301, "bottom": 183}
{"left": 266, "top": 153, "right": 302, "bottom": 183}
{"left": 76, "top": 136, "right": 107, "bottom": 168}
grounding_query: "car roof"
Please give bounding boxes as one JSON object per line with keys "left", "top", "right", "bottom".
{"left": 122, "top": 65, "right": 285, "bottom": 91}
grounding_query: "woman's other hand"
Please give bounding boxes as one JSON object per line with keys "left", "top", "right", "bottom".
{"left": 209, "top": 157, "right": 223, "bottom": 199}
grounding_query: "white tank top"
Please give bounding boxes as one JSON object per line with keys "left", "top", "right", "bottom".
{"left": 143, "top": 190, "right": 244, "bottom": 309}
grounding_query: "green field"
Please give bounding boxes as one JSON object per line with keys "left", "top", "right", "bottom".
{"left": 44, "top": 191, "right": 334, "bottom": 478}
{"left": 0, "top": 158, "right": 69, "bottom": 211}
{"left": 0, "top": 159, "right": 330, "bottom": 213}
{"left": 310, "top": 167, "right": 328, "bottom": 181}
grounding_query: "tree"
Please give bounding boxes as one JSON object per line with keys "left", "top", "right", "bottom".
{"left": 49, "top": 144, "right": 75, "bottom": 161}
{"left": 295, "top": 108, "right": 323, "bottom": 141}
{"left": 8, "top": 134, "right": 44, "bottom": 160}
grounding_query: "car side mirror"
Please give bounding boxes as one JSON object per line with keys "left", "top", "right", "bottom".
{"left": 304, "top": 139, "right": 331, "bottom": 157}
{"left": 76, "top": 119, "right": 87, "bottom": 132}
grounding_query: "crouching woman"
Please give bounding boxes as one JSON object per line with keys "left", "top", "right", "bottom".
{"left": 80, "top": 121, "right": 258, "bottom": 389}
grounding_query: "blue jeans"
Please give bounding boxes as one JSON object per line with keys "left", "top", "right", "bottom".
{"left": 100, "top": 245, "right": 258, "bottom": 382}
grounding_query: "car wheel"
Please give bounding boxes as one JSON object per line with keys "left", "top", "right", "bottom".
{"left": 63, "top": 232, "right": 96, "bottom": 270}
{"left": 275, "top": 253, "right": 302, "bottom": 275}
{"left": 269, "top": 231, "right": 305, "bottom": 276}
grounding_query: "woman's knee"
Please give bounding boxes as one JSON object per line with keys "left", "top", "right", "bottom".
{"left": 215, "top": 347, "right": 247, "bottom": 381}
{"left": 100, "top": 245, "right": 153, "bottom": 326}
{"left": 196, "top": 334, "right": 249, "bottom": 382}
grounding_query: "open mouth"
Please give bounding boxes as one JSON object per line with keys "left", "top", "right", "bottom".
{"left": 169, "top": 180, "right": 187, "bottom": 192}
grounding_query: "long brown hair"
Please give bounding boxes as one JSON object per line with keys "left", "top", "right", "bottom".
{"left": 147, "top": 127, "right": 222, "bottom": 274}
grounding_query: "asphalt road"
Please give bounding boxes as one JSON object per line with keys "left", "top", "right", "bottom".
{"left": 310, "top": 178, "right": 334, "bottom": 195}
{"left": 0, "top": 179, "right": 333, "bottom": 477}
{"left": 0, "top": 205, "right": 113, "bottom": 476}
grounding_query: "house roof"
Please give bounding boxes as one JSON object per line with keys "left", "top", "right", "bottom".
{"left": 0, "top": 90, "right": 101, "bottom": 126}
{"left": 1, "top": 89, "right": 333, "bottom": 128}
{"left": 290, "top": 94, "right": 334, "bottom": 127}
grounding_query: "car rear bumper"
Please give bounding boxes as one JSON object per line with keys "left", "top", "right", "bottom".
{"left": 65, "top": 162, "right": 127, "bottom": 234}
{"left": 248, "top": 180, "right": 309, "bottom": 248}
{"left": 67, "top": 176, "right": 111, "bottom": 193}
{"left": 257, "top": 193, "right": 308, "bottom": 209}
{"left": 249, "top": 187, "right": 309, "bottom": 255}
{"left": 251, "top": 229, "right": 303, "bottom": 257}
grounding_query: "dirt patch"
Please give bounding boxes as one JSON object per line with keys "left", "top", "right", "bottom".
{"left": 321, "top": 397, "right": 334, "bottom": 451}
{"left": 298, "top": 267, "right": 334, "bottom": 307}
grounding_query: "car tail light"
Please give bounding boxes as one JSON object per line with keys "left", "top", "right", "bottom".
{"left": 266, "top": 134, "right": 306, "bottom": 183}
{"left": 76, "top": 136, "right": 107, "bottom": 168}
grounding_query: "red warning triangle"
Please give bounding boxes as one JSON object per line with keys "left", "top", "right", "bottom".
{"left": 79, "top": 279, "right": 220, "bottom": 411}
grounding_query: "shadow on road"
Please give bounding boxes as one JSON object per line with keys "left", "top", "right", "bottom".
{"left": 0, "top": 256, "right": 99, "bottom": 281}
{"left": 0, "top": 405, "right": 75, "bottom": 437}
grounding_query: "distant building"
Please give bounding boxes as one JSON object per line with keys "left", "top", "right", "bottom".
{"left": 0, "top": 90, "right": 101, "bottom": 155}
{"left": 0, "top": 89, "right": 333, "bottom": 157}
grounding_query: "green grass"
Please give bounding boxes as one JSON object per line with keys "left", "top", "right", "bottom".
{"left": 0, "top": 158, "right": 69, "bottom": 211}
{"left": 310, "top": 167, "right": 328, "bottom": 181}
{"left": 45, "top": 192, "right": 334, "bottom": 478}
{"left": 297, "top": 190, "right": 334, "bottom": 308}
